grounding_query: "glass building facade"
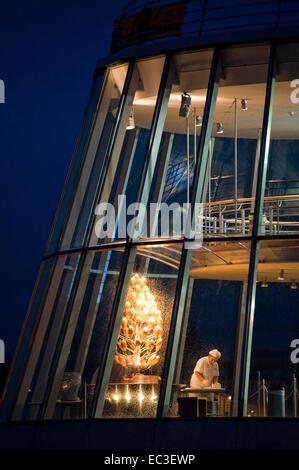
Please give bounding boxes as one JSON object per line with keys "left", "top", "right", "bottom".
{"left": 2, "top": 4, "right": 299, "bottom": 422}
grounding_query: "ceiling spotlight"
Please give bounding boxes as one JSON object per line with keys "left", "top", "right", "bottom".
{"left": 195, "top": 115, "right": 202, "bottom": 127}
{"left": 126, "top": 107, "right": 135, "bottom": 130}
{"left": 291, "top": 281, "right": 298, "bottom": 289}
{"left": 216, "top": 122, "right": 223, "bottom": 134}
{"left": 277, "top": 269, "right": 284, "bottom": 281}
{"left": 261, "top": 280, "right": 268, "bottom": 288}
{"left": 179, "top": 92, "right": 191, "bottom": 118}
{"left": 241, "top": 99, "right": 248, "bottom": 111}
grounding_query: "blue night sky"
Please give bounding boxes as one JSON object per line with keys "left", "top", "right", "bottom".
{"left": 0, "top": 0, "right": 125, "bottom": 357}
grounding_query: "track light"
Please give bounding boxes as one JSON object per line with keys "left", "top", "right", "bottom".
{"left": 126, "top": 107, "right": 135, "bottom": 130}
{"left": 179, "top": 92, "right": 191, "bottom": 118}
{"left": 277, "top": 269, "right": 284, "bottom": 281}
{"left": 195, "top": 115, "right": 202, "bottom": 127}
{"left": 261, "top": 280, "right": 268, "bottom": 288}
{"left": 216, "top": 122, "right": 223, "bottom": 134}
{"left": 291, "top": 281, "right": 298, "bottom": 289}
{"left": 241, "top": 99, "right": 248, "bottom": 111}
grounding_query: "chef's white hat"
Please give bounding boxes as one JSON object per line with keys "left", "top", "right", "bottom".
{"left": 209, "top": 349, "right": 221, "bottom": 359}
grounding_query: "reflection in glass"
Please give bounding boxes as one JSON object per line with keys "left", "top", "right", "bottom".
{"left": 88, "top": 56, "right": 165, "bottom": 246}
{"left": 59, "top": 63, "right": 129, "bottom": 251}
{"left": 144, "top": 49, "right": 213, "bottom": 240}
{"left": 8, "top": 40, "right": 299, "bottom": 425}
{"left": 169, "top": 241, "right": 251, "bottom": 418}
{"left": 203, "top": 44, "right": 269, "bottom": 236}
{"left": 44, "top": 249, "right": 124, "bottom": 420}
{"left": 249, "top": 239, "right": 299, "bottom": 417}
{"left": 45, "top": 74, "right": 104, "bottom": 256}
{"left": 21, "top": 254, "right": 81, "bottom": 420}
{"left": 263, "top": 43, "right": 299, "bottom": 235}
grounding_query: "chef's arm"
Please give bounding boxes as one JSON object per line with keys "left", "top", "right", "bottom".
{"left": 194, "top": 371, "right": 204, "bottom": 382}
{"left": 212, "top": 376, "right": 219, "bottom": 384}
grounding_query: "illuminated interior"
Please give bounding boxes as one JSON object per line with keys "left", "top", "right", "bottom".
{"left": 2, "top": 40, "right": 299, "bottom": 423}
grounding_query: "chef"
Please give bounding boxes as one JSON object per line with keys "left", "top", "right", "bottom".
{"left": 190, "top": 349, "right": 221, "bottom": 388}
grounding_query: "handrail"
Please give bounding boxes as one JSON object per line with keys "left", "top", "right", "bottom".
{"left": 199, "top": 193, "right": 299, "bottom": 234}
{"left": 202, "top": 194, "right": 299, "bottom": 207}
{"left": 112, "top": 0, "right": 299, "bottom": 53}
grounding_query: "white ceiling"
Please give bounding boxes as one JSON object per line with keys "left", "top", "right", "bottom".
{"left": 133, "top": 81, "right": 299, "bottom": 139}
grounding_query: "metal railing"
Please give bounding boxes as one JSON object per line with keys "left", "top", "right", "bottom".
{"left": 113, "top": 0, "right": 299, "bottom": 52}
{"left": 163, "top": 157, "right": 299, "bottom": 235}
{"left": 202, "top": 194, "right": 299, "bottom": 235}
{"left": 248, "top": 371, "right": 298, "bottom": 417}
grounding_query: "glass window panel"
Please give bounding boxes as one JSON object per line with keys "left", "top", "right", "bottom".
{"left": 88, "top": 56, "right": 165, "bottom": 246}
{"left": 249, "top": 239, "right": 299, "bottom": 417}
{"left": 45, "top": 249, "right": 124, "bottom": 420}
{"left": 100, "top": 243, "right": 182, "bottom": 418}
{"left": 59, "top": 63, "right": 129, "bottom": 251}
{"left": 169, "top": 240, "right": 251, "bottom": 418}
{"left": 45, "top": 74, "right": 104, "bottom": 256}
{"left": 262, "top": 42, "right": 299, "bottom": 235}
{"left": 19, "top": 250, "right": 125, "bottom": 421}
{"left": 20, "top": 254, "right": 81, "bottom": 420}
{"left": 5, "top": 257, "right": 56, "bottom": 421}
{"left": 203, "top": 44, "right": 269, "bottom": 237}
{"left": 143, "top": 49, "right": 213, "bottom": 241}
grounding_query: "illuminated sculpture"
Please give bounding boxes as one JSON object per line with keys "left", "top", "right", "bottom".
{"left": 114, "top": 274, "right": 163, "bottom": 378}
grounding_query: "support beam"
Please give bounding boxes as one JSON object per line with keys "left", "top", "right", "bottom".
{"left": 157, "top": 48, "right": 221, "bottom": 417}
{"left": 237, "top": 44, "right": 276, "bottom": 417}
{"left": 232, "top": 282, "right": 248, "bottom": 417}
{"left": 92, "top": 247, "right": 137, "bottom": 418}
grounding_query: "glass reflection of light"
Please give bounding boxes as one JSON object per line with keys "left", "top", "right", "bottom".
{"left": 125, "top": 385, "right": 131, "bottom": 403}
{"left": 138, "top": 385, "right": 144, "bottom": 404}
{"left": 112, "top": 386, "right": 119, "bottom": 403}
{"left": 151, "top": 385, "right": 157, "bottom": 403}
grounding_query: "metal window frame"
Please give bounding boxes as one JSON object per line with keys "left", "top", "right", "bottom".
{"left": 37, "top": 63, "right": 137, "bottom": 420}
{"left": 156, "top": 47, "right": 221, "bottom": 417}
{"left": 61, "top": 61, "right": 135, "bottom": 253}
{"left": 0, "top": 63, "right": 133, "bottom": 422}
{"left": 46, "top": 74, "right": 105, "bottom": 257}
{"left": 91, "top": 53, "right": 174, "bottom": 418}
{"left": 0, "top": 257, "right": 56, "bottom": 421}
{"left": 237, "top": 43, "right": 276, "bottom": 417}
{"left": 3, "top": 39, "right": 288, "bottom": 423}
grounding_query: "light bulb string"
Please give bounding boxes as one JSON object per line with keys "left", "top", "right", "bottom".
{"left": 115, "top": 274, "right": 162, "bottom": 371}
